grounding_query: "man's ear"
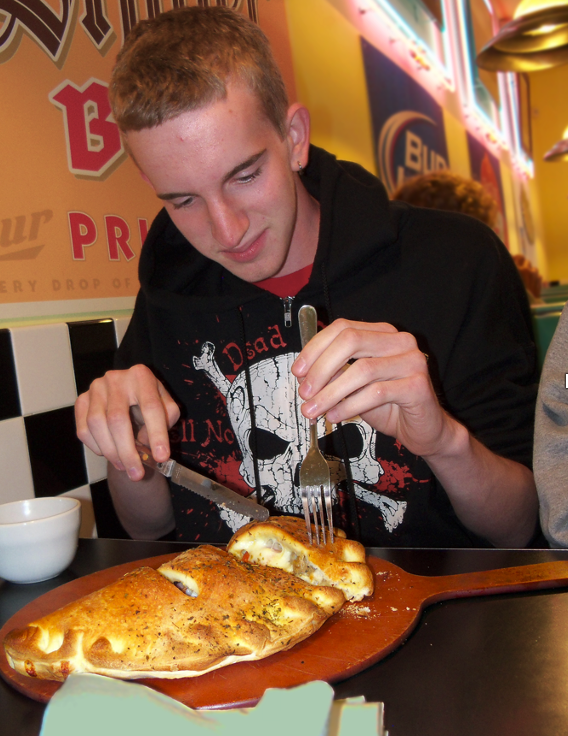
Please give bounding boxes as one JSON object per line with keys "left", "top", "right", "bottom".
{"left": 285, "top": 103, "right": 311, "bottom": 173}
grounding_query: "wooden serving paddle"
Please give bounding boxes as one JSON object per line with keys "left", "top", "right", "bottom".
{"left": 2, "top": 555, "right": 568, "bottom": 710}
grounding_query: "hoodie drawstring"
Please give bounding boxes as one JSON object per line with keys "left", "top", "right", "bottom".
{"left": 321, "top": 263, "right": 361, "bottom": 542}
{"left": 238, "top": 306, "right": 263, "bottom": 507}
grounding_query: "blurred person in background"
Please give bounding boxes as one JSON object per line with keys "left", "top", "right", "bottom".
{"left": 392, "top": 171, "right": 544, "bottom": 303}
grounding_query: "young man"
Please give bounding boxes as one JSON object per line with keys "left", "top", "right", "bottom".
{"left": 75, "top": 6, "right": 539, "bottom": 548}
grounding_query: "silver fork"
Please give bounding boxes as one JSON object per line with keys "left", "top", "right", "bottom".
{"left": 298, "top": 305, "right": 334, "bottom": 546}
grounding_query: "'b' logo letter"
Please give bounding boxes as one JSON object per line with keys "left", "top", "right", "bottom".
{"left": 49, "top": 78, "right": 125, "bottom": 178}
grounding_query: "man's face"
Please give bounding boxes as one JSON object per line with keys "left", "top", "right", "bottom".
{"left": 125, "top": 84, "right": 304, "bottom": 282}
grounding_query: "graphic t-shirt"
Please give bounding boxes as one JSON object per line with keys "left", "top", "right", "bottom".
{"left": 255, "top": 263, "right": 313, "bottom": 297}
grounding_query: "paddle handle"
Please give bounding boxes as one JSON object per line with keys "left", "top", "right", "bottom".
{"left": 419, "top": 560, "right": 568, "bottom": 605}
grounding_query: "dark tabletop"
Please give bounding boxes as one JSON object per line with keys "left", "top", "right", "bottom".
{"left": 2, "top": 539, "right": 568, "bottom": 736}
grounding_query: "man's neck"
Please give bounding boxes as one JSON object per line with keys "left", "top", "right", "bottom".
{"left": 278, "top": 179, "right": 320, "bottom": 277}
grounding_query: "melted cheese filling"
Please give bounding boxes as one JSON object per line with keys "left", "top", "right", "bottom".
{"left": 243, "top": 540, "right": 296, "bottom": 571}
{"left": 236, "top": 539, "right": 333, "bottom": 588}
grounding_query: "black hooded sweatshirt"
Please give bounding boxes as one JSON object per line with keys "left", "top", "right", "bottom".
{"left": 116, "top": 145, "right": 538, "bottom": 547}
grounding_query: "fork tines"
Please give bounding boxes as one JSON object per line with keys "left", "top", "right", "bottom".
{"left": 305, "top": 487, "right": 331, "bottom": 546}
{"left": 301, "top": 479, "right": 334, "bottom": 547}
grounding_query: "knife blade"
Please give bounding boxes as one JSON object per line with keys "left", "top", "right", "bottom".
{"left": 135, "top": 442, "right": 269, "bottom": 521}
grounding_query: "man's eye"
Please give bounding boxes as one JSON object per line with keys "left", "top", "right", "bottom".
{"left": 172, "top": 197, "right": 194, "bottom": 210}
{"left": 237, "top": 167, "right": 262, "bottom": 184}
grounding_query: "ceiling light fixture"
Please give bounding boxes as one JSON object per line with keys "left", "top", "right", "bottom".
{"left": 476, "top": 0, "right": 568, "bottom": 72}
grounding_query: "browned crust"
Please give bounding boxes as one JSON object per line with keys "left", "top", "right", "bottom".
{"left": 4, "top": 546, "right": 344, "bottom": 681}
{"left": 227, "top": 516, "right": 375, "bottom": 601}
{"left": 159, "top": 544, "right": 345, "bottom": 617}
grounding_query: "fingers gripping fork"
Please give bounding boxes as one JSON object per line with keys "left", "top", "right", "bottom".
{"left": 298, "top": 305, "right": 334, "bottom": 546}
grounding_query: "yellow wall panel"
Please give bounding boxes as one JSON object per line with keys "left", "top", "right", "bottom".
{"left": 285, "top": 0, "right": 376, "bottom": 174}
{"left": 527, "top": 175, "right": 549, "bottom": 281}
{"left": 443, "top": 109, "right": 471, "bottom": 178}
{"left": 499, "top": 163, "right": 521, "bottom": 256}
{"left": 529, "top": 64, "right": 568, "bottom": 281}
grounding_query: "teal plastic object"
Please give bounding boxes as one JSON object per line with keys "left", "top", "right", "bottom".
{"left": 531, "top": 301, "right": 566, "bottom": 316}
{"left": 532, "top": 311, "right": 562, "bottom": 371}
{"left": 541, "top": 285, "right": 568, "bottom": 304}
{"left": 40, "top": 674, "right": 386, "bottom": 736}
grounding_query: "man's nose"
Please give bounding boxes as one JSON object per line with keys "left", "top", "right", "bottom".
{"left": 208, "top": 199, "right": 249, "bottom": 249}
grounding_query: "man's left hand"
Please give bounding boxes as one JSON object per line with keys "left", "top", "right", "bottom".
{"left": 291, "top": 318, "right": 452, "bottom": 459}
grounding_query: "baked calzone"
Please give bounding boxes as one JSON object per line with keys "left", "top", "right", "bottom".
{"left": 4, "top": 545, "right": 344, "bottom": 681}
{"left": 227, "top": 516, "right": 374, "bottom": 601}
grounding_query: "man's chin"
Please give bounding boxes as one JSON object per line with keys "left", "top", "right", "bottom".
{"left": 224, "top": 259, "right": 287, "bottom": 284}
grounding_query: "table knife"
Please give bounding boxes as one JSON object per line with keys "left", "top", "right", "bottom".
{"left": 135, "top": 442, "right": 269, "bottom": 521}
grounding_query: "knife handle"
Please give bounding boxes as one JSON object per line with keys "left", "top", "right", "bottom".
{"left": 135, "top": 441, "right": 175, "bottom": 478}
{"left": 299, "top": 305, "right": 317, "bottom": 349}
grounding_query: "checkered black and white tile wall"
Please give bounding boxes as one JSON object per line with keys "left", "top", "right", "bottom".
{"left": 0, "top": 317, "right": 132, "bottom": 538}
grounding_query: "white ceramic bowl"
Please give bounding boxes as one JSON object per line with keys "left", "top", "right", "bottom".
{"left": 0, "top": 497, "right": 81, "bottom": 584}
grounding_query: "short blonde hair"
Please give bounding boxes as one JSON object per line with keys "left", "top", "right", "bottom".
{"left": 110, "top": 6, "right": 289, "bottom": 136}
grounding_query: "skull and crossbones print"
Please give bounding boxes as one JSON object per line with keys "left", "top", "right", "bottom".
{"left": 193, "top": 341, "right": 407, "bottom": 533}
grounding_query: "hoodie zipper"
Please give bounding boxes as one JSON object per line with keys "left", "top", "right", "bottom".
{"left": 282, "top": 296, "right": 294, "bottom": 327}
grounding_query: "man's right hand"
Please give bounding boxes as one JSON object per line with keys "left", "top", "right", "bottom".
{"left": 75, "top": 365, "right": 180, "bottom": 480}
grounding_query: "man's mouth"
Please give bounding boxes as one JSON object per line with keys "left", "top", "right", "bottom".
{"left": 223, "top": 230, "right": 266, "bottom": 263}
